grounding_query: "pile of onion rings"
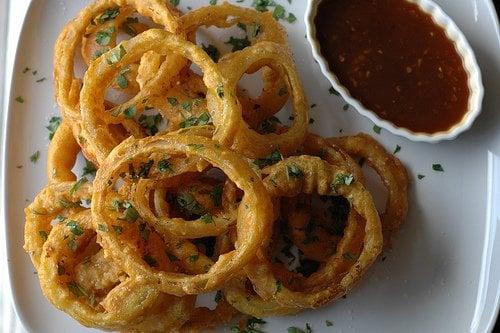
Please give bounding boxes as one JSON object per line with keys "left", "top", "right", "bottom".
{"left": 25, "top": 1, "right": 409, "bottom": 331}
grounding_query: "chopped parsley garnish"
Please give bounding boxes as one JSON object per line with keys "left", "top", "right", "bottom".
{"left": 70, "top": 177, "right": 88, "bottom": 195}
{"left": 139, "top": 113, "right": 162, "bottom": 135}
{"left": 329, "top": 87, "right": 339, "bottom": 95}
{"left": 170, "top": 0, "right": 180, "bottom": 5}
{"left": 258, "top": 116, "right": 281, "bottom": 134}
{"left": 211, "top": 184, "right": 223, "bottom": 207}
{"left": 214, "top": 290, "right": 223, "bottom": 303}
{"left": 188, "top": 254, "right": 199, "bottom": 262}
{"left": 95, "top": 27, "right": 115, "bottom": 46}
{"left": 325, "top": 320, "right": 333, "bottom": 327}
{"left": 138, "top": 160, "right": 154, "bottom": 178}
{"left": 167, "top": 97, "right": 178, "bottom": 106}
{"left": 38, "top": 230, "right": 48, "bottom": 241}
{"left": 177, "top": 192, "right": 205, "bottom": 216}
{"left": 432, "top": 164, "right": 444, "bottom": 172}
{"left": 331, "top": 173, "right": 354, "bottom": 192}
{"left": 116, "top": 67, "right": 130, "bottom": 88}
{"left": 310, "top": 103, "right": 317, "bottom": 108}
{"left": 309, "top": 118, "right": 315, "bottom": 124}
{"left": 112, "top": 225, "right": 123, "bottom": 235}
{"left": 46, "top": 116, "right": 62, "bottom": 140}
{"left": 143, "top": 254, "right": 158, "bottom": 267}
{"left": 243, "top": 23, "right": 261, "bottom": 39}
{"left": 180, "top": 112, "right": 212, "bottom": 128}
{"left": 273, "top": 5, "right": 285, "bottom": 20}
{"left": 58, "top": 198, "right": 81, "bottom": 208}
{"left": 209, "top": 0, "right": 217, "bottom": 5}
{"left": 23, "top": 67, "right": 30, "bottom": 73}
{"left": 225, "top": 36, "right": 250, "bottom": 51}
{"left": 97, "top": 224, "right": 108, "bottom": 232}
{"left": 30, "top": 151, "right": 40, "bottom": 163}
{"left": 82, "top": 159, "right": 97, "bottom": 177}
{"left": 66, "top": 220, "right": 84, "bottom": 236}
{"left": 200, "top": 214, "right": 214, "bottom": 224}
{"left": 343, "top": 104, "right": 350, "bottom": 111}
{"left": 202, "top": 43, "right": 220, "bottom": 62}
{"left": 36, "top": 77, "right": 46, "bottom": 83}
{"left": 180, "top": 101, "right": 192, "bottom": 112}
{"left": 231, "top": 317, "right": 266, "bottom": 333}
{"left": 253, "top": 150, "right": 282, "bottom": 168}
{"left": 187, "top": 143, "right": 204, "bottom": 150}
{"left": 252, "top": 0, "right": 275, "bottom": 12}
{"left": 216, "top": 84, "right": 224, "bottom": 98}
{"left": 286, "top": 164, "right": 304, "bottom": 178}
{"left": 275, "top": 280, "right": 283, "bottom": 294}
{"left": 92, "top": 50, "right": 105, "bottom": 60}
{"left": 67, "top": 281, "right": 87, "bottom": 298}
{"left": 157, "top": 159, "right": 173, "bottom": 173}
{"left": 67, "top": 238, "right": 78, "bottom": 251}
{"left": 417, "top": 174, "right": 425, "bottom": 180}
{"left": 121, "top": 17, "right": 139, "bottom": 36}
{"left": 373, "top": 125, "right": 382, "bottom": 134}
{"left": 97, "top": 7, "right": 119, "bottom": 23}
{"left": 106, "top": 44, "right": 126, "bottom": 65}
{"left": 287, "top": 13, "right": 297, "bottom": 23}
{"left": 15, "top": 96, "right": 24, "bottom": 103}
{"left": 393, "top": 144, "right": 401, "bottom": 154}
{"left": 119, "top": 202, "right": 139, "bottom": 222}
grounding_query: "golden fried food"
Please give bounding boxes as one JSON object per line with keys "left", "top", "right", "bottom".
{"left": 25, "top": 1, "right": 410, "bottom": 331}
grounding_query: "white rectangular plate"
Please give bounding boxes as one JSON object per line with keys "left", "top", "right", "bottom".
{"left": 2, "top": 0, "right": 500, "bottom": 332}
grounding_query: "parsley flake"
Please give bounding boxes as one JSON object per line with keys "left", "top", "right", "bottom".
{"left": 253, "top": 150, "right": 282, "bottom": 168}
{"left": 97, "top": 7, "right": 119, "bottom": 23}
{"left": 30, "top": 151, "right": 40, "bottom": 163}
{"left": 167, "top": 97, "right": 178, "bottom": 106}
{"left": 106, "top": 44, "right": 126, "bottom": 65}
{"left": 15, "top": 96, "right": 24, "bottom": 103}
{"left": 202, "top": 43, "right": 220, "bottom": 62}
{"left": 393, "top": 144, "right": 401, "bottom": 154}
{"left": 95, "top": 27, "right": 115, "bottom": 46}
{"left": 286, "top": 164, "right": 304, "bottom": 178}
{"left": 38, "top": 230, "right": 48, "bottom": 241}
{"left": 373, "top": 125, "right": 382, "bottom": 134}
{"left": 432, "top": 164, "right": 444, "bottom": 172}
{"left": 225, "top": 36, "right": 250, "bottom": 51}
{"left": 139, "top": 113, "right": 162, "bottom": 135}
{"left": 70, "top": 177, "right": 88, "bottom": 195}
{"left": 46, "top": 116, "right": 62, "bottom": 140}
{"left": 200, "top": 214, "right": 214, "bottom": 224}
{"left": 66, "top": 220, "right": 84, "bottom": 236}
{"left": 157, "top": 159, "right": 173, "bottom": 173}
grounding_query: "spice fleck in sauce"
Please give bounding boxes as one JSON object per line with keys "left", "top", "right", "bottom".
{"left": 315, "top": 0, "right": 470, "bottom": 133}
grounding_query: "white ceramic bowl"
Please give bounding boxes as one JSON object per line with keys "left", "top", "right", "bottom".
{"left": 305, "top": 0, "right": 484, "bottom": 142}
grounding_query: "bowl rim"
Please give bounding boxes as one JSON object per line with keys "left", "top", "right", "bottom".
{"left": 304, "top": 0, "right": 485, "bottom": 143}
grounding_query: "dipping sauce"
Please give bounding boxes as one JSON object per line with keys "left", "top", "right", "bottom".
{"left": 315, "top": 0, "right": 470, "bottom": 133}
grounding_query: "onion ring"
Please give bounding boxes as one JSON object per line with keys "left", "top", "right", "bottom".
{"left": 92, "top": 134, "right": 272, "bottom": 295}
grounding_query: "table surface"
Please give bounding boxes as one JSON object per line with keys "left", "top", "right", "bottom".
{"left": 0, "top": 1, "right": 499, "bottom": 332}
